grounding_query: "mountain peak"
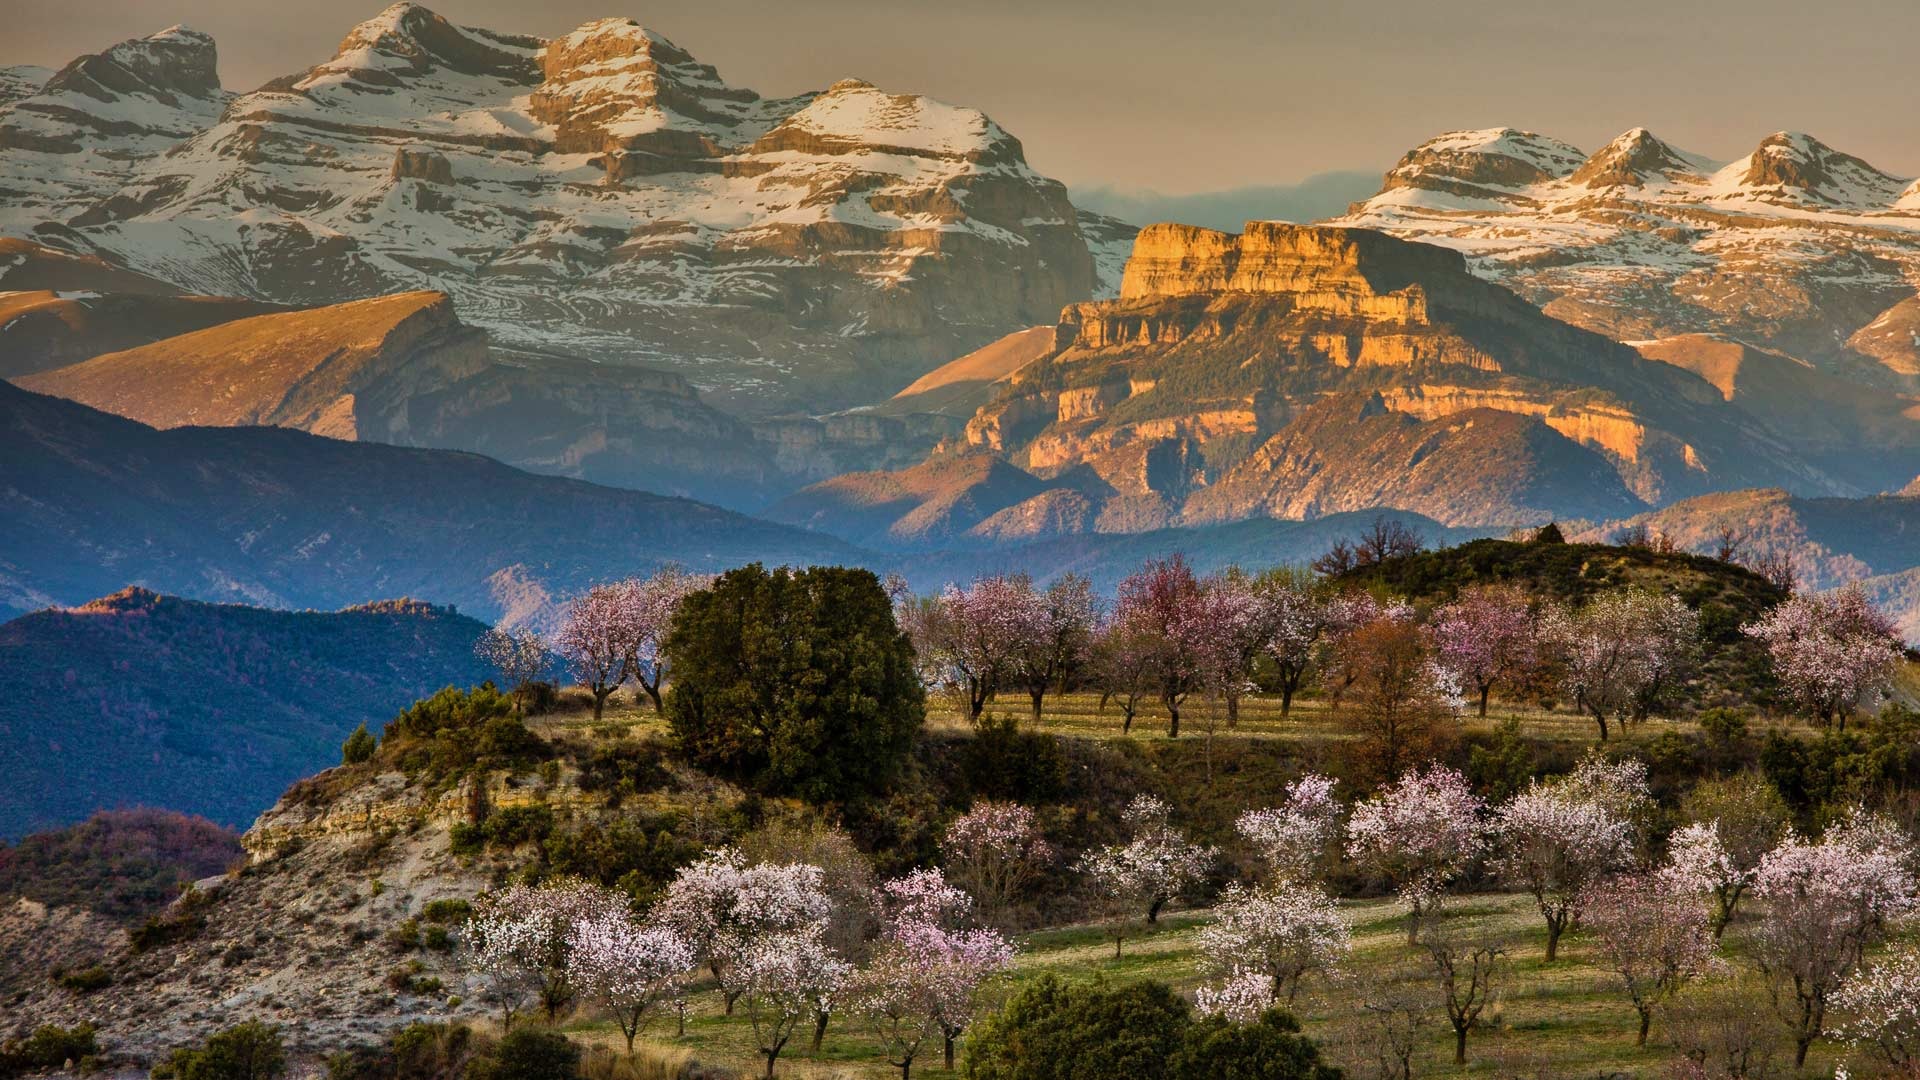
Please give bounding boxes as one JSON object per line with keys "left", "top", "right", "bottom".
{"left": 1731, "top": 130, "right": 1907, "bottom": 206}
{"left": 1569, "top": 127, "right": 1708, "bottom": 189}
{"left": 41, "top": 22, "right": 223, "bottom": 103}
{"left": 315, "top": 2, "right": 538, "bottom": 85}
{"left": 1377, "top": 127, "right": 1588, "bottom": 201}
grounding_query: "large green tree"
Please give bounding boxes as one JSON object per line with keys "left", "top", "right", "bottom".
{"left": 664, "top": 564, "right": 924, "bottom": 803}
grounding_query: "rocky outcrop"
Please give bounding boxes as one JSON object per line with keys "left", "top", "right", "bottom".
{"left": 0, "top": 5, "right": 1115, "bottom": 417}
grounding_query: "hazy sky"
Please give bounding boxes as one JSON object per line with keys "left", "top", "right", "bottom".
{"left": 9, "top": 0, "right": 1920, "bottom": 195}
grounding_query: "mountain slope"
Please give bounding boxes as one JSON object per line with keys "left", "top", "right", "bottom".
{"left": 0, "top": 380, "right": 863, "bottom": 621}
{"left": 5, "top": 6, "right": 1111, "bottom": 415}
{"left": 1338, "top": 127, "right": 1920, "bottom": 390}
{"left": 0, "top": 589, "right": 495, "bottom": 837}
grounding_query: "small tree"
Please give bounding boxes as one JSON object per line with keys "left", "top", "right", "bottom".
{"left": 1419, "top": 915, "right": 1506, "bottom": 1067}
{"left": 917, "top": 575, "right": 1042, "bottom": 721}
{"left": 1332, "top": 616, "right": 1463, "bottom": 780}
{"left": 1429, "top": 584, "right": 1538, "bottom": 718}
{"left": 475, "top": 627, "right": 549, "bottom": 715}
{"left": 941, "top": 801, "right": 1053, "bottom": 928}
{"left": 1662, "top": 773, "right": 1790, "bottom": 939}
{"left": 1490, "top": 777, "right": 1636, "bottom": 961}
{"left": 1197, "top": 569, "right": 1273, "bottom": 726}
{"left": 736, "top": 923, "right": 850, "bottom": 1080}
{"left": 1113, "top": 557, "right": 1210, "bottom": 738}
{"left": 341, "top": 723, "right": 376, "bottom": 765}
{"left": 621, "top": 568, "right": 710, "bottom": 713}
{"left": 1012, "top": 574, "right": 1098, "bottom": 722}
{"left": 555, "top": 584, "right": 638, "bottom": 720}
{"left": 1196, "top": 882, "right": 1349, "bottom": 1006}
{"left": 1345, "top": 764, "right": 1485, "bottom": 942}
{"left": 1255, "top": 566, "right": 1329, "bottom": 719}
{"left": 568, "top": 912, "right": 694, "bottom": 1057}
{"left": 1583, "top": 874, "right": 1715, "bottom": 1045}
{"left": 1078, "top": 795, "right": 1215, "bottom": 955}
{"left": 1750, "top": 813, "right": 1917, "bottom": 1066}
{"left": 464, "top": 879, "right": 629, "bottom": 1027}
{"left": 1235, "top": 774, "right": 1342, "bottom": 885}
{"left": 1543, "top": 587, "right": 1698, "bottom": 740}
{"left": 1744, "top": 584, "right": 1905, "bottom": 729}
{"left": 650, "top": 849, "right": 834, "bottom": 1016}
{"left": 1092, "top": 610, "right": 1160, "bottom": 734}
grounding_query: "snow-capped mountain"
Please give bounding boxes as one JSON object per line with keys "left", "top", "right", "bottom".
{"left": 0, "top": 5, "right": 1126, "bottom": 414}
{"left": 1339, "top": 127, "right": 1920, "bottom": 386}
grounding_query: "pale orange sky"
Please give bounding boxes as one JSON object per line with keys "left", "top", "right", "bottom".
{"left": 7, "top": 0, "right": 1919, "bottom": 195}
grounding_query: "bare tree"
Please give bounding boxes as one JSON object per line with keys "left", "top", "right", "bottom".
{"left": 1419, "top": 914, "right": 1507, "bottom": 1066}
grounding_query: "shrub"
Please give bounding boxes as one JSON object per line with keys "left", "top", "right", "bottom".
{"left": 129, "top": 888, "right": 211, "bottom": 952}
{"left": 665, "top": 564, "right": 924, "bottom": 803}
{"left": 1173, "top": 1009, "right": 1343, "bottom": 1080}
{"left": 53, "top": 965, "right": 112, "bottom": 993}
{"left": 966, "top": 975, "right": 1190, "bottom": 1080}
{"left": 960, "top": 716, "right": 1068, "bottom": 802}
{"left": 420, "top": 898, "right": 471, "bottom": 924}
{"left": 467, "top": 1029, "right": 578, "bottom": 1080}
{"left": 156, "top": 1022, "right": 284, "bottom": 1080}
{"left": 324, "top": 1023, "right": 477, "bottom": 1080}
{"left": 0, "top": 1023, "right": 98, "bottom": 1077}
{"left": 388, "top": 684, "right": 515, "bottom": 741}
{"left": 342, "top": 724, "right": 377, "bottom": 765}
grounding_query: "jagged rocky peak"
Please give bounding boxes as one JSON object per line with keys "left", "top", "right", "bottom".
{"left": 1569, "top": 127, "right": 1708, "bottom": 189}
{"left": 1377, "top": 127, "right": 1588, "bottom": 197}
{"left": 303, "top": 2, "right": 540, "bottom": 87}
{"left": 752, "top": 76, "right": 1014, "bottom": 165}
{"left": 1732, "top": 131, "right": 1908, "bottom": 205}
{"left": 534, "top": 17, "right": 782, "bottom": 156}
{"left": 42, "top": 24, "right": 222, "bottom": 104}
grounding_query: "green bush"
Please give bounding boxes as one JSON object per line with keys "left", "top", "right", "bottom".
{"left": 53, "top": 964, "right": 112, "bottom": 993}
{"left": 157, "top": 1023, "right": 284, "bottom": 1080}
{"left": 665, "top": 564, "right": 924, "bottom": 804}
{"left": 0, "top": 1023, "right": 98, "bottom": 1077}
{"left": 537, "top": 817, "right": 708, "bottom": 905}
{"left": 342, "top": 724, "right": 377, "bottom": 765}
{"left": 419, "top": 898, "right": 471, "bottom": 924}
{"left": 450, "top": 805, "right": 555, "bottom": 856}
{"left": 129, "top": 888, "right": 211, "bottom": 952}
{"left": 389, "top": 684, "right": 515, "bottom": 741}
{"left": 467, "top": 1029, "right": 578, "bottom": 1080}
{"left": 960, "top": 716, "right": 1067, "bottom": 802}
{"left": 324, "top": 1022, "right": 476, "bottom": 1080}
{"left": 1173, "top": 1010, "right": 1342, "bottom": 1080}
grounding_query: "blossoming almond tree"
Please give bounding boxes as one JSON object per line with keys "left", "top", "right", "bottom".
{"left": 1010, "top": 574, "right": 1098, "bottom": 722}
{"left": 1833, "top": 945, "right": 1920, "bottom": 1072}
{"left": 652, "top": 849, "right": 834, "bottom": 1015}
{"left": 555, "top": 582, "right": 641, "bottom": 720}
{"left": 474, "top": 626, "right": 549, "bottom": 714}
{"left": 1194, "top": 969, "right": 1279, "bottom": 1023}
{"left": 1077, "top": 794, "right": 1215, "bottom": 955}
{"left": 1113, "top": 557, "right": 1210, "bottom": 738}
{"left": 1429, "top": 584, "right": 1538, "bottom": 718}
{"left": 923, "top": 575, "right": 1046, "bottom": 722}
{"left": 568, "top": 911, "right": 696, "bottom": 1056}
{"left": 1345, "top": 764, "right": 1485, "bottom": 942}
{"left": 1491, "top": 780, "right": 1635, "bottom": 961}
{"left": 1543, "top": 588, "right": 1698, "bottom": 741}
{"left": 854, "top": 866, "right": 1015, "bottom": 1076}
{"left": 1744, "top": 584, "right": 1905, "bottom": 730}
{"left": 1235, "top": 774, "right": 1341, "bottom": 885}
{"left": 736, "top": 922, "right": 852, "bottom": 1080}
{"left": 1583, "top": 874, "right": 1716, "bottom": 1045}
{"left": 940, "top": 801, "right": 1052, "bottom": 928}
{"left": 464, "top": 878, "right": 630, "bottom": 1026}
{"left": 622, "top": 567, "right": 711, "bottom": 713}
{"left": 1255, "top": 567, "right": 1330, "bottom": 719}
{"left": 1750, "top": 818, "right": 1918, "bottom": 1066}
{"left": 1196, "top": 882, "right": 1350, "bottom": 1006}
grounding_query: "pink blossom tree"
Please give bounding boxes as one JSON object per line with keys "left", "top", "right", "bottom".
{"left": 651, "top": 849, "right": 834, "bottom": 1016}
{"left": 1077, "top": 794, "right": 1215, "bottom": 954}
{"left": 1090, "top": 607, "right": 1160, "bottom": 734}
{"left": 1542, "top": 588, "right": 1698, "bottom": 741}
{"left": 919, "top": 575, "right": 1045, "bottom": 722}
{"left": 622, "top": 568, "right": 711, "bottom": 713}
{"left": 1750, "top": 816, "right": 1918, "bottom": 1066}
{"left": 1583, "top": 874, "right": 1716, "bottom": 1045}
{"left": 1196, "top": 882, "right": 1350, "bottom": 1006}
{"left": 464, "top": 878, "right": 630, "bottom": 1026}
{"left": 1010, "top": 574, "right": 1098, "bottom": 721}
{"left": 555, "top": 582, "right": 641, "bottom": 719}
{"left": 1235, "top": 774, "right": 1342, "bottom": 885}
{"left": 1744, "top": 584, "right": 1906, "bottom": 729}
{"left": 1345, "top": 764, "right": 1486, "bottom": 942}
{"left": 568, "top": 911, "right": 696, "bottom": 1056}
{"left": 1255, "top": 566, "right": 1330, "bottom": 718}
{"left": 1113, "top": 557, "right": 1210, "bottom": 738}
{"left": 1490, "top": 774, "right": 1637, "bottom": 961}
{"left": 1197, "top": 569, "right": 1274, "bottom": 727}
{"left": 1429, "top": 584, "right": 1538, "bottom": 717}
{"left": 940, "top": 801, "right": 1053, "bottom": 928}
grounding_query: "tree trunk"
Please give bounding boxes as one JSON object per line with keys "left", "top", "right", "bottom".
{"left": 812, "top": 1010, "right": 830, "bottom": 1053}
{"left": 1114, "top": 935, "right": 1123, "bottom": 959}
{"left": 1148, "top": 897, "right": 1165, "bottom": 924}
{"left": 1226, "top": 690, "right": 1240, "bottom": 728}
{"left": 591, "top": 686, "right": 612, "bottom": 721}
{"left": 1587, "top": 702, "right": 1610, "bottom": 742}
{"left": 1454, "top": 1026, "right": 1468, "bottom": 1066}
{"left": 643, "top": 679, "right": 665, "bottom": 714}
{"left": 944, "top": 1031, "right": 957, "bottom": 1071}
{"left": 1166, "top": 701, "right": 1180, "bottom": 739}
{"left": 1637, "top": 1008, "right": 1652, "bottom": 1047}
{"left": 1478, "top": 684, "right": 1491, "bottom": 718}
{"left": 1280, "top": 682, "right": 1295, "bottom": 718}
{"left": 1545, "top": 918, "right": 1564, "bottom": 962}
{"left": 724, "top": 988, "right": 740, "bottom": 1016}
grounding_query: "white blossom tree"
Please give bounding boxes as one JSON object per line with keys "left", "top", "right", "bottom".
{"left": 916, "top": 575, "right": 1045, "bottom": 721}
{"left": 474, "top": 626, "right": 549, "bottom": 714}
{"left": 1345, "top": 764, "right": 1486, "bottom": 942}
{"left": 1543, "top": 587, "right": 1699, "bottom": 740}
{"left": 1235, "top": 774, "right": 1342, "bottom": 885}
{"left": 1833, "top": 945, "right": 1920, "bottom": 1073}
{"left": 1194, "top": 970, "right": 1279, "bottom": 1023}
{"left": 735, "top": 922, "right": 851, "bottom": 1080}
{"left": 1491, "top": 775, "right": 1637, "bottom": 961}
{"left": 1429, "top": 584, "right": 1540, "bottom": 718}
{"left": 622, "top": 568, "right": 711, "bottom": 713}
{"left": 1255, "top": 567, "right": 1330, "bottom": 719}
{"left": 464, "top": 878, "right": 629, "bottom": 1026}
{"left": 1749, "top": 813, "right": 1918, "bottom": 1066}
{"left": 568, "top": 911, "right": 695, "bottom": 1056}
{"left": 555, "top": 582, "right": 641, "bottom": 719}
{"left": 1662, "top": 773, "right": 1791, "bottom": 939}
{"left": 1583, "top": 873, "right": 1716, "bottom": 1045}
{"left": 652, "top": 848, "right": 834, "bottom": 1015}
{"left": 1744, "top": 584, "right": 1906, "bottom": 729}
{"left": 1196, "top": 882, "right": 1350, "bottom": 1006}
{"left": 1077, "top": 794, "right": 1215, "bottom": 955}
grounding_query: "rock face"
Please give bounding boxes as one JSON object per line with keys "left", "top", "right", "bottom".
{"left": 1339, "top": 126, "right": 1920, "bottom": 390}
{"left": 0, "top": 5, "right": 1113, "bottom": 416}
{"left": 780, "top": 221, "right": 1885, "bottom": 544}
